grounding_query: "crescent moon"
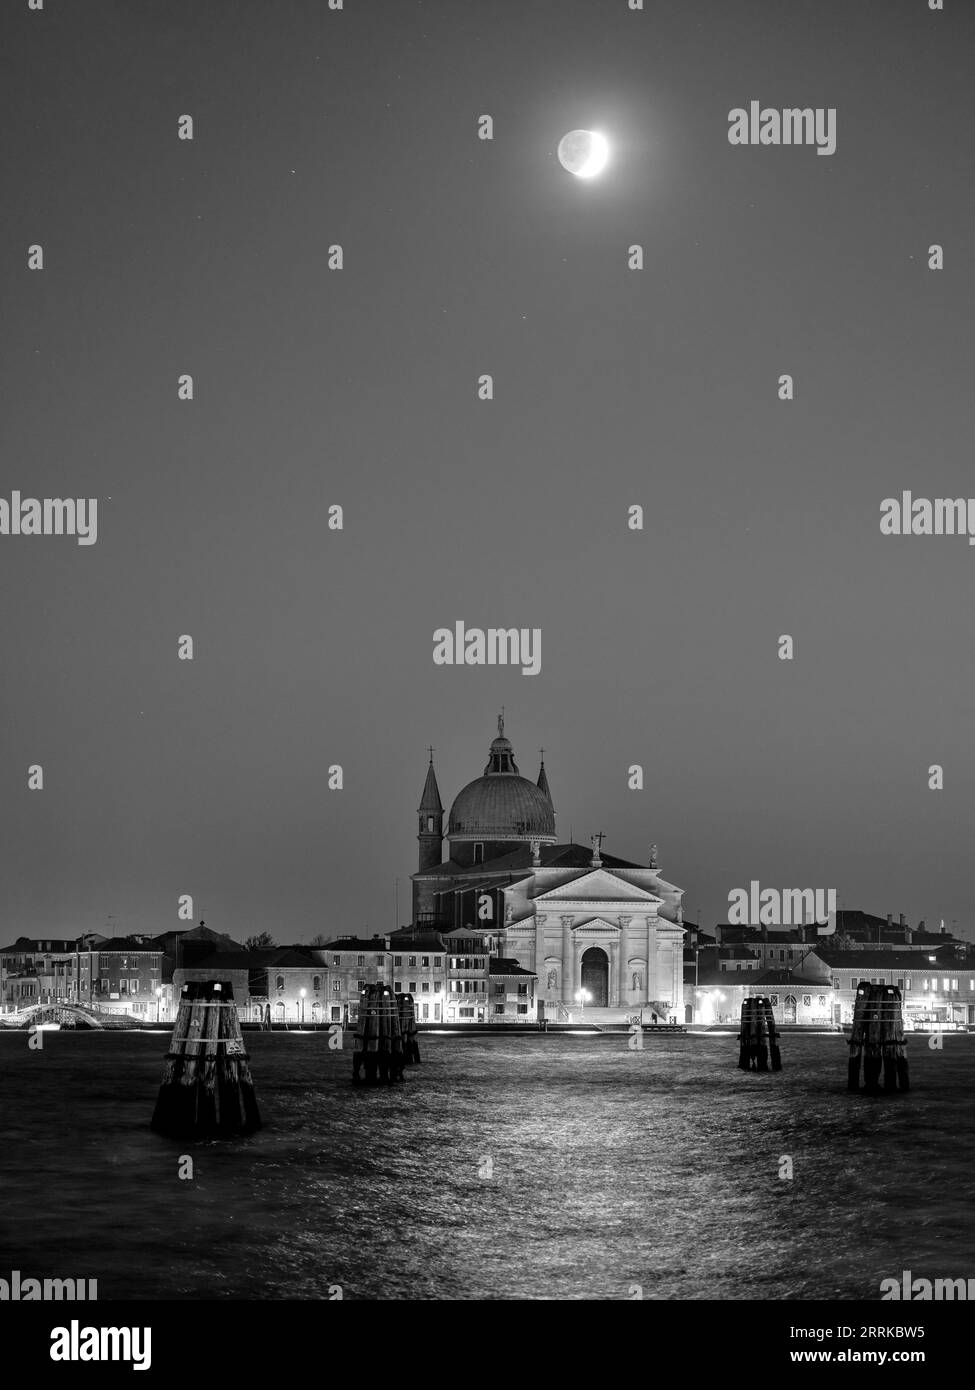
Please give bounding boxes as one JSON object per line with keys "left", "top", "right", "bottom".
{"left": 577, "top": 132, "right": 609, "bottom": 178}
{"left": 558, "top": 129, "right": 610, "bottom": 179}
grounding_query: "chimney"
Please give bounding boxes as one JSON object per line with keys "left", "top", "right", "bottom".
{"left": 918, "top": 919, "right": 926, "bottom": 932}
{"left": 899, "top": 913, "right": 906, "bottom": 927}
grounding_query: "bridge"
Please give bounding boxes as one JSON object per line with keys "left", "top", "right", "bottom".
{"left": 5, "top": 1002, "right": 105, "bottom": 1029}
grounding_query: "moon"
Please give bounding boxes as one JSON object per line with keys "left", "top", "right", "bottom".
{"left": 557, "top": 129, "right": 610, "bottom": 179}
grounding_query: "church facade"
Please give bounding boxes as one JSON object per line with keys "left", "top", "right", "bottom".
{"left": 411, "top": 719, "right": 686, "bottom": 1020}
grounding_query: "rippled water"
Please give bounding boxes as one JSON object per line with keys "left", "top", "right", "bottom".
{"left": 1, "top": 1030, "right": 973, "bottom": 1300}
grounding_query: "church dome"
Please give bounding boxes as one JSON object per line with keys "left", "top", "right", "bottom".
{"left": 447, "top": 719, "right": 556, "bottom": 844}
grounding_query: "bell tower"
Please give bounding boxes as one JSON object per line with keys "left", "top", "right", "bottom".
{"left": 417, "top": 748, "right": 444, "bottom": 872}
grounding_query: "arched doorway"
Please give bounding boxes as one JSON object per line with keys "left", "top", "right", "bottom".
{"left": 784, "top": 995, "right": 797, "bottom": 1023}
{"left": 580, "top": 947, "right": 609, "bottom": 1008}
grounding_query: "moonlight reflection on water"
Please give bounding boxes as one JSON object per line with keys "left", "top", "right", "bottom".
{"left": 1, "top": 1031, "right": 972, "bottom": 1301}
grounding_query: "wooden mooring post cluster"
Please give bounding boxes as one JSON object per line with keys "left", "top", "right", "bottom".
{"left": 737, "top": 996, "right": 782, "bottom": 1072}
{"left": 847, "top": 983, "right": 909, "bottom": 1092}
{"left": 151, "top": 981, "right": 261, "bottom": 1138}
{"left": 351, "top": 985, "right": 421, "bottom": 1085}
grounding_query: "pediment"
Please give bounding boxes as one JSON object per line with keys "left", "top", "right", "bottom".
{"left": 533, "top": 868, "right": 663, "bottom": 905}
{"left": 572, "top": 917, "right": 620, "bottom": 934}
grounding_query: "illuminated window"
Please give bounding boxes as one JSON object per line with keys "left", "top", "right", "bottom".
{"left": 332, "top": 956, "right": 340, "bottom": 966}
{"left": 422, "top": 957, "right": 430, "bottom": 967}
{"left": 332, "top": 982, "right": 340, "bottom": 994}
{"left": 951, "top": 979, "right": 958, "bottom": 991}
{"left": 409, "top": 957, "right": 417, "bottom": 967}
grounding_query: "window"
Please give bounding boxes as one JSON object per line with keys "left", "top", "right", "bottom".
{"left": 422, "top": 957, "right": 430, "bottom": 967}
{"left": 494, "top": 1004, "right": 504, "bottom": 1015}
{"left": 459, "top": 1007, "right": 474, "bottom": 1017}
{"left": 952, "top": 979, "right": 959, "bottom": 991}
{"left": 376, "top": 955, "right": 384, "bottom": 966}
{"left": 409, "top": 981, "right": 417, "bottom": 992}
{"left": 434, "top": 957, "right": 442, "bottom": 967}
{"left": 817, "top": 995, "right": 826, "bottom": 1007}
{"left": 421, "top": 983, "right": 430, "bottom": 993}
{"left": 313, "top": 976, "right": 321, "bottom": 991}
{"left": 131, "top": 979, "right": 140, "bottom": 992}
{"left": 802, "top": 995, "right": 811, "bottom": 1007}
{"left": 331, "top": 1007, "right": 341, "bottom": 1021}
{"left": 276, "top": 975, "right": 284, "bottom": 990}
{"left": 332, "top": 956, "right": 340, "bottom": 966}
{"left": 394, "top": 981, "right": 402, "bottom": 992}
{"left": 422, "top": 1004, "right": 429, "bottom": 1020}
{"left": 357, "top": 980, "right": 366, "bottom": 990}
{"left": 851, "top": 979, "right": 858, "bottom": 989}
{"left": 119, "top": 980, "right": 128, "bottom": 994}
{"left": 394, "top": 956, "right": 402, "bottom": 966}
{"left": 434, "top": 1004, "right": 441, "bottom": 1021}
{"left": 923, "top": 979, "right": 928, "bottom": 990}
{"left": 904, "top": 979, "right": 911, "bottom": 989}
{"left": 943, "top": 978, "right": 950, "bottom": 992}
{"left": 357, "top": 955, "right": 364, "bottom": 967}
{"left": 409, "top": 956, "right": 417, "bottom": 967}
{"left": 494, "top": 984, "right": 504, "bottom": 995}
{"left": 332, "top": 982, "right": 340, "bottom": 994}
{"left": 474, "top": 844, "right": 484, "bottom": 863}
{"left": 434, "top": 982, "right": 442, "bottom": 993}
{"left": 517, "top": 984, "right": 528, "bottom": 996}
{"left": 769, "top": 995, "right": 779, "bottom": 1006}
{"left": 517, "top": 1004, "right": 528, "bottom": 1015}
{"left": 427, "top": 816, "right": 434, "bottom": 832}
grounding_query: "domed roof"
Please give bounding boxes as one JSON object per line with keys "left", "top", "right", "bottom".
{"left": 447, "top": 718, "right": 556, "bottom": 844}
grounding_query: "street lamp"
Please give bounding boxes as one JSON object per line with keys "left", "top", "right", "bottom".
{"left": 574, "top": 988, "right": 592, "bottom": 1017}
{"left": 155, "top": 986, "right": 162, "bottom": 1023}
{"left": 299, "top": 987, "right": 307, "bottom": 1025}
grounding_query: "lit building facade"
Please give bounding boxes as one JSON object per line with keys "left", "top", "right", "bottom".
{"left": 411, "top": 719, "right": 687, "bottom": 1023}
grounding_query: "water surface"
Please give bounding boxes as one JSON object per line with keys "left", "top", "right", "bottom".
{"left": 1, "top": 1031, "right": 972, "bottom": 1300}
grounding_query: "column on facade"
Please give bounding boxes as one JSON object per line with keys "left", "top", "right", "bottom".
{"left": 572, "top": 932, "right": 582, "bottom": 1008}
{"left": 535, "top": 915, "right": 547, "bottom": 994}
{"left": 646, "top": 916, "right": 658, "bottom": 1002}
{"left": 618, "top": 916, "right": 631, "bottom": 1006}
{"left": 561, "top": 916, "right": 574, "bottom": 1003}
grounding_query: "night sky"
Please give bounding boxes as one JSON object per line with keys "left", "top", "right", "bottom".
{"left": 2, "top": 0, "right": 973, "bottom": 943}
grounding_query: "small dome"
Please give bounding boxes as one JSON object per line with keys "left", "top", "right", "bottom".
{"left": 448, "top": 774, "right": 556, "bottom": 842}
{"left": 447, "top": 719, "right": 556, "bottom": 844}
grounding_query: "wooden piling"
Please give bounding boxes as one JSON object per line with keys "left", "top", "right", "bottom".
{"left": 397, "top": 992, "right": 421, "bottom": 1065}
{"left": 848, "top": 983, "right": 909, "bottom": 1093}
{"left": 737, "top": 996, "right": 782, "bottom": 1072}
{"left": 150, "top": 981, "right": 261, "bottom": 1138}
{"left": 352, "top": 984, "right": 405, "bottom": 1085}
